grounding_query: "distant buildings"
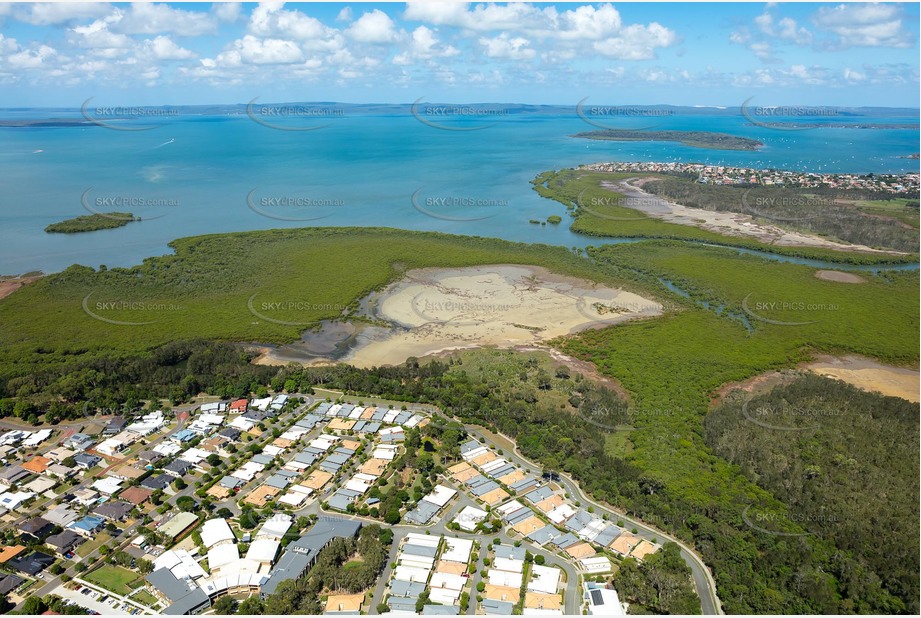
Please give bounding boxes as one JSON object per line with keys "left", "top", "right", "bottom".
{"left": 582, "top": 161, "right": 920, "bottom": 195}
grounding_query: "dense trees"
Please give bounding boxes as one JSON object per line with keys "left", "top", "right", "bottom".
{"left": 706, "top": 375, "right": 919, "bottom": 613}
{"left": 614, "top": 543, "right": 700, "bottom": 615}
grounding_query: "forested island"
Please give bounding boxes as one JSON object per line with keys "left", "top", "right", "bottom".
{"left": 572, "top": 129, "right": 763, "bottom": 150}
{"left": 45, "top": 212, "right": 137, "bottom": 233}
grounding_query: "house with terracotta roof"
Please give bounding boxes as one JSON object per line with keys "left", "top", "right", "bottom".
{"left": 0, "top": 546, "right": 26, "bottom": 564}
{"left": 22, "top": 456, "right": 51, "bottom": 474}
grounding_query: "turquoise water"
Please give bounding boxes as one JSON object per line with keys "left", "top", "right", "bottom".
{"left": 1, "top": 110, "right": 918, "bottom": 274}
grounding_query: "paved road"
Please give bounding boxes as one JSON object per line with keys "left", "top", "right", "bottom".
{"left": 470, "top": 425, "right": 723, "bottom": 615}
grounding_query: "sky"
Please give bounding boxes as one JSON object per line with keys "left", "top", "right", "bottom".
{"left": 0, "top": 1, "right": 918, "bottom": 107}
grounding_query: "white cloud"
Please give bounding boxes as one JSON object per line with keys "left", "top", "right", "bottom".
{"left": 479, "top": 33, "right": 536, "bottom": 60}
{"left": 346, "top": 9, "right": 400, "bottom": 44}
{"left": 221, "top": 35, "right": 305, "bottom": 65}
{"left": 11, "top": 2, "right": 111, "bottom": 26}
{"left": 142, "top": 36, "right": 195, "bottom": 60}
{"left": 213, "top": 2, "right": 242, "bottom": 24}
{"left": 7, "top": 44, "right": 56, "bottom": 69}
{"left": 112, "top": 3, "right": 217, "bottom": 36}
{"left": 593, "top": 23, "right": 677, "bottom": 60}
{"left": 69, "top": 18, "right": 134, "bottom": 50}
{"left": 336, "top": 7, "right": 352, "bottom": 22}
{"left": 813, "top": 3, "right": 913, "bottom": 48}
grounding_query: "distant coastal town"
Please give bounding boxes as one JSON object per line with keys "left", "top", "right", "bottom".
{"left": 582, "top": 161, "right": 920, "bottom": 195}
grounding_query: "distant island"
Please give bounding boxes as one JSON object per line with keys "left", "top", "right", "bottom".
{"left": 0, "top": 118, "right": 96, "bottom": 128}
{"left": 45, "top": 212, "right": 138, "bottom": 233}
{"left": 572, "top": 129, "right": 763, "bottom": 151}
{"left": 745, "top": 122, "right": 920, "bottom": 130}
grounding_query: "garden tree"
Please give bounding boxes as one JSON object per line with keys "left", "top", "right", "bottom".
{"left": 206, "top": 454, "right": 221, "bottom": 467}
{"left": 376, "top": 603, "right": 390, "bottom": 613}
{"left": 216, "top": 508, "right": 233, "bottom": 519}
{"left": 239, "top": 508, "right": 260, "bottom": 530}
{"left": 176, "top": 496, "right": 197, "bottom": 512}
{"left": 384, "top": 508, "right": 401, "bottom": 525}
{"left": 114, "top": 551, "right": 133, "bottom": 567}
{"left": 212, "top": 596, "right": 237, "bottom": 614}
{"left": 173, "top": 478, "right": 186, "bottom": 490}
{"left": 62, "top": 456, "right": 76, "bottom": 468}
{"left": 534, "top": 554, "right": 545, "bottom": 566}
{"left": 415, "top": 590, "right": 431, "bottom": 613}
{"left": 237, "top": 596, "right": 264, "bottom": 615}
{"left": 137, "top": 558, "right": 154, "bottom": 575}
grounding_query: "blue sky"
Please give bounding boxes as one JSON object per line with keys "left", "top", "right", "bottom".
{"left": 0, "top": 2, "right": 918, "bottom": 107}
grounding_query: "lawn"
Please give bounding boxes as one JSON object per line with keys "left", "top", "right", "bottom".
{"left": 84, "top": 565, "right": 144, "bottom": 596}
{"left": 75, "top": 533, "right": 111, "bottom": 558}
{"left": 129, "top": 589, "right": 160, "bottom": 607}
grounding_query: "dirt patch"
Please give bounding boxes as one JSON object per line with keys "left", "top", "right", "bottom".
{"left": 814, "top": 270, "right": 867, "bottom": 283}
{"left": 802, "top": 354, "right": 919, "bottom": 403}
{"left": 0, "top": 274, "right": 43, "bottom": 300}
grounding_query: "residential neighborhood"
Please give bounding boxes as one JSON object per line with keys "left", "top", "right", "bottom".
{"left": 0, "top": 390, "right": 670, "bottom": 616}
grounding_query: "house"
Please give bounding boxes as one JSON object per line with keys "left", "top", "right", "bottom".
{"left": 68, "top": 515, "right": 105, "bottom": 538}
{"left": 158, "top": 512, "right": 198, "bottom": 542}
{"left": 120, "top": 486, "right": 154, "bottom": 506}
{"left": 23, "top": 475, "right": 57, "bottom": 494}
{"left": 103, "top": 417, "right": 127, "bottom": 435}
{"left": 0, "top": 465, "right": 30, "bottom": 486}
{"left": 170, "top": 429, "right": 197, "bottom": 444}
{"left": 63, "top": 433, "right": 96, "bottom": 451}
{"left": 229, "top": 399, "right": 248, "bottom": 413}
{"left": 21, "top": 456, "right": 51, "bottom": 475}
{"left": 19, "top": 517, "right": 54, "bottom": 541}
{"left": 93, "top": 500, "right": 134, "bottom": 521}
{"left": 45, "top": 530, "right": 84, "bottom": 556}
{"left": 92, "top": 476, "right": 123, "bottom": 495}
{"left": 163, "top": 459, "right": 193, "bottom": 478}
{"left": 137, "top": 449, "right": 165, "bottom": 464}
{"left": 110, "top": 464, "right": 146, "bottom": 481}
{"left": 141, "top": 474, "right": 172, "bottom": 491}
{"left": 0, "top": 546, "right": 26, "bottom": 564}
{"left": 43, "top": 505, "right": 79, "bottom": 527}
{"left": 46, "top": 464, "right": 77, "bottom": 480}
{"left": 218, "top": 427, "right": 241, "bottom": 442}
{"left": 7, "top": 551, "right": 55, "bottom": 576}
{"left": 0, "top": 491, "right": 35, "bottom": 510}
{"left": 0, "top": 573, "right": 24, "bottom": 596}
{"left": 73, "top": 453, "right": 102, "bottom": 470}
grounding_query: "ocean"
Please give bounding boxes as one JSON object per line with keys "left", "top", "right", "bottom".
{"left": 1, "top": 108, "right": 918, "bottom": 274}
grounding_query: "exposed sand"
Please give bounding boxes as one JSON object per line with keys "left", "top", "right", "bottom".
{"left": 804, "top": 355, "right": 919, "bottom": 403}
{"left": 257, "top": 265, "right": 662, "bottom": 368}
{"left": 348, "top": 265, "right": 661, "bottom": 367}
{"left": 615, "top": 179, "right": 906, "bottom": 255}
{"left": 814, "top": 270, "right": 867, "bottom": 283}
{"left": 0, "top": 274, "right": 42, "bottom": 300}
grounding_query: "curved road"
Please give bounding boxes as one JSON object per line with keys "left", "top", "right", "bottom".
{"left": 473, "top": 425, "right": 723, "bottom": 615}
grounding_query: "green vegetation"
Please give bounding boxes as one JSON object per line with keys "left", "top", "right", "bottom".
{"left": 258, "top": 524, "right": 389, "bottom": 614}
{"left": 705, "top": 374, "right": 919, "bottom": 612}
{"left": 855, "top": 197, "right": 919, "bottom": 229}
{"left": 0, "top": 228, "right": 629, "bottom": 413}
{"left": 15, "top": 595, "right": 89, "bottom": 615}
{"left": 613, "top": 542, "right": 701, "bottom": 614}
{"left": 44, "top": 212, "right": 137, "bottom": 233}
{"left": 639, "top": 175, "right": 919, "bottom": 252}
{"left": 531, "top": 168, "right": 917, "bottom": 263}
{"left": 572, "top": 129, "right": 763, "bottom": 150}
{"left": 84, "top": 565, "right": 144, "bottom": 595}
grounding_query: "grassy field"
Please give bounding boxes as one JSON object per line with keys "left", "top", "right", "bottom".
{"left": 855, "top": 197, "right": 920, "bottom": 228}
{"left": 84, "top": 565, "right": 144, "bottom": 595}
